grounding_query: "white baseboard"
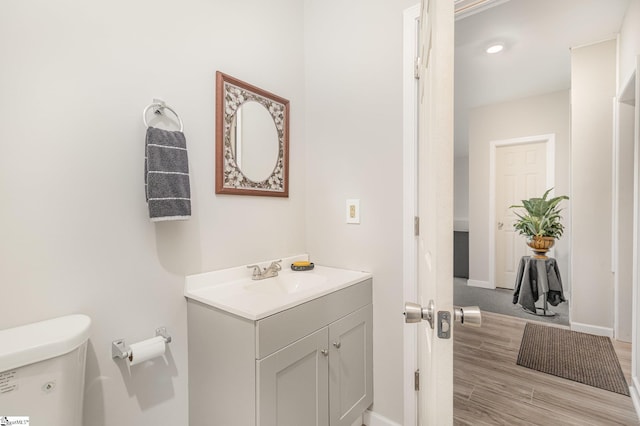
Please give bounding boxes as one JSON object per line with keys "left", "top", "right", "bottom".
{"left": 351, "top": 415, "right": 363, "bottom": 426}
{"left": 631, "top": 377, "right": 640, "bottom": 421}
{"left": 570, "top": 321, "right": 614, "bottom": 338}
{"left": 467, "top": 279, "right": 494, "bottom": 289}
{"left": 363, "top": 410, "right": 402, "bottom": 426}
{"left": 453, "top": 218, "right": 469, "bottom": 231}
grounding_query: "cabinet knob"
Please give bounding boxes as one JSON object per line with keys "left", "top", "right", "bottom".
{"left": 321, "top": 349, "right": 328, "bottom": 356}
{"left": 333, "top": 341, "right": 341, "bottom": 349}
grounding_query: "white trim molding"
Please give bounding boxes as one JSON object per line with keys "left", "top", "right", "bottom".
{"left": 454, "top": 0, "right": 510, "bottom": 20}
{"left": 467, "top": 279, "right": 493, "bottom": 289}
{"left": 364, "top": 410, "right": 403, "bottom": 426}
{"left": 631, "top": 377, "right": 640, "bottom": 421}
{"left": 613, "top": 96, "right": 620, "bottom": 340}
{"left": 402, "top": 4, "right": 420, "bottom": 426}
{"left": 570, "top": 321, "right": 614, "bottom": 338}
{"left": 488, "top": 134, "right": 556, "bottom": 290}
{"left": 454, "top": 218, "right": 469, "bottom": 232}
{"left": 629, "top": 57, "right": 639, "bottom": 407}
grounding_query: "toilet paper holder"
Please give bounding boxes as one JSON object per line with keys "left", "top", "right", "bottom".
{"left": 112, "top": 327, "right": 172, "bottom": 360}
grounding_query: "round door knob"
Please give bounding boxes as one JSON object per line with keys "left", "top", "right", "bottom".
{"left": 333, "top": 341, "right": 341, "bottom": 349}
{"left": 453, "top": 306, "right": 482, "bottom": 327}
{"left": 404, "top": 302, "right": 423, "bottom": 323}
{"left": 404, "top": 300, "right": 435, "bottom": 328}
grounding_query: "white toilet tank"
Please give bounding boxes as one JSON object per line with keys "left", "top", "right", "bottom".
{"left": 0, "top": 314, "right": 91, "bottom": 426}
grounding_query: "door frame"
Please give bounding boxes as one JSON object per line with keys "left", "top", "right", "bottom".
{"left": 488, "top": 134, "right": 556, "bottom": 289}
{"left": 402, "top": 4, "right": 420, "bottom": 425}
{"left": 615, "top": 67, "right": 637, "bottom": 343}
{"left": 628, "top": 59, "right": 640, "bottom": 414}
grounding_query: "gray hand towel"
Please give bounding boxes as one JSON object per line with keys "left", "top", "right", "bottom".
{"left": 145, "top": 126, "right": 191, "bottom": 221}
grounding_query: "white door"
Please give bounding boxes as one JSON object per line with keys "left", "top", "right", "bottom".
{"left": 415, "top": 0, "right": 455, "bottom": 423}
{"left": 495, "top": 142, "right": 547, "bottom": 289}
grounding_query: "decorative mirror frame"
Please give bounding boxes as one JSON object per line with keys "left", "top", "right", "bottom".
{"left": 215, "top": 71, "right": 290, "bottom": 197}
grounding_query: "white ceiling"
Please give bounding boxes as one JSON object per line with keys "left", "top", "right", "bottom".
{"left": 454, "top": 0, "right": 631, "bottom": 157}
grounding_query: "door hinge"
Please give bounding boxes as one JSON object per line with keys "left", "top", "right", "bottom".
{"left": 414, "top": 369, "right": 420, "bottom": 391}
{"left": 414, "top": 216, "right": 420, "bottom": 236}
{"left": 414, "top": 57, "right": 421, "bottom": 80}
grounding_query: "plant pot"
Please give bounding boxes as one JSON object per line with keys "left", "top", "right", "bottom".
{"left": 527, "top": 236, "right": 555, "bottom": 259}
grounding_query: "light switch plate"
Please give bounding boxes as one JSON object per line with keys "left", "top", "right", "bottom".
{"left": 346, "top": 199, "right": 360, "bottom": 224}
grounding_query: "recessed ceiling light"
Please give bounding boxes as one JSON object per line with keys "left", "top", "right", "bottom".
{"left": 486, "top": 43, "right": 504, "bottom": 54}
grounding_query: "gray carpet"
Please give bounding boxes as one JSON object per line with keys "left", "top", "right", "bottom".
{"left": 454, "top": 277, "right": 569, "bottom": 326}
{"left": 517, "top": 323, "right": 630, "bottom": 396}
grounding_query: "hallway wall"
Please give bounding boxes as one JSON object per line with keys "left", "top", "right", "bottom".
{"left": 619, "top": 0, "right": 640, "bottom": 86}
{"left": 454, "top": 156, "right": 470, "bottom": 230}
{"left": 570, "top": 39, "right": 617, "bottom": 334}
{"left": 468, "top": 90, "right": 571, "bottom": 291}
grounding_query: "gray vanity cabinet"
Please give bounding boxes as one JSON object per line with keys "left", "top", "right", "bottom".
{"left": 257, "top": 304, "right": 373, "bottom": 426}
{"left": 187, "top": 278, "right": 373, "bottom": 426}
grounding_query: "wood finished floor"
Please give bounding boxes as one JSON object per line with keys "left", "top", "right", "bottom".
{"left": 454, "top": 312, "right": 639, "bottom": 425}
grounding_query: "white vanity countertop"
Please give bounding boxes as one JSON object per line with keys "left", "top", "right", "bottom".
{"left": 184, "top": 255, "right": 372, "bottom": 320}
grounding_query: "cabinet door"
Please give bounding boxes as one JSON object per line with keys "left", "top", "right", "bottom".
{"left": 329, "top": 304, "right": 373, "bottom": 426}
{"left": 257, "top": 327, "right": 329, "bottom": 426}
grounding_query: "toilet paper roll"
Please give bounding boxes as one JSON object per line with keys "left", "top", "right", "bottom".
{"left": 128, "top": 336, "right": 166, "bottom": 366}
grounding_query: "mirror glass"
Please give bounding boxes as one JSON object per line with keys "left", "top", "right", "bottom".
{"left": 230, "top": 101, "right": 280, "bottom": 182}
{"left": 216, "top": 71, "right": 289, "bottom": 197}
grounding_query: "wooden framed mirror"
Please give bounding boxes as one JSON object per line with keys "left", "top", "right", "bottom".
{"left": 215, "top": 71, "right": 289, "bottom": 197}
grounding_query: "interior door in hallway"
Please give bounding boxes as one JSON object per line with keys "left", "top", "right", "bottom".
{"left": 495, "top": 141, "right": 547, "bottom": 289}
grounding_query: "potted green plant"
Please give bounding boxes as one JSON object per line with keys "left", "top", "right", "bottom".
{"left": 509, "top": 188, "right": 569, "bottom": 259}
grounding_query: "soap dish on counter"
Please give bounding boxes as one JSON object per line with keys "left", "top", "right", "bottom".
{"left": 291, "top": 262, "right": 314, "bottom": 271}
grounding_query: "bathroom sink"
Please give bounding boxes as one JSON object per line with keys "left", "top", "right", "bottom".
{"left": 184, "top": 255, "right": 372, "bottom": 320}
{"left": 243, "top": 273, "right": 328, "bottom": 295}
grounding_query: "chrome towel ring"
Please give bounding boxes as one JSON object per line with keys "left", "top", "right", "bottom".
{"left": 143, "top": 99, "right": 184, "bottom": 132}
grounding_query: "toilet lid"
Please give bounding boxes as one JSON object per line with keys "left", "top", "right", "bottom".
{"left": 0, "top": 314, "right": 91, "bottom": 373}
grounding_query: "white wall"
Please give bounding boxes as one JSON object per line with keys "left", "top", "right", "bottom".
{"left": 619, "top": 0, "right": 640, "bottom": 87}
{"left": 570, "top": 39, "right": 617, "bottom": 333}
{"left": 304, "top": 0, "right": 416, "bottom": 423}
{"left": 2, "top": 0, "right": 417, "bottom": 424}
{"left": 468, "top": 90, "right": 571, "bottom": 289}
{"left": 454, "top": 156, "right": 469, "bottom": 230}
{"left": 0, "top": 0, "right": 306, "bottom": 424}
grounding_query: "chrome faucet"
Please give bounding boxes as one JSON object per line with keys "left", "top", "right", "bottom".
{"left": 247, "top": 260, "right": 282, "bottom": 280}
